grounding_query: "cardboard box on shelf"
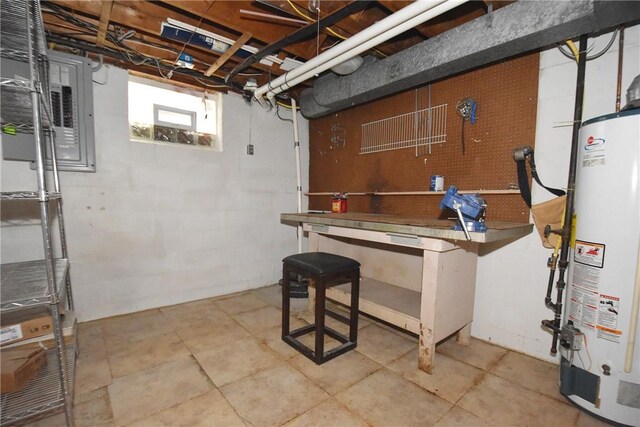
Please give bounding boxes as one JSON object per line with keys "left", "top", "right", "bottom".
{"left": 1, "top": 312, "right": 76, "bottom": 352}
{"left": 0, "top": 308, "right": 53, "bottom": 347}
{"left": 0, "top": 347, "right": 47, "bottom": 393}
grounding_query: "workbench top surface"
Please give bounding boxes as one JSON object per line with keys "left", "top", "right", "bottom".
{"left": 281, "top": 212, "right": 533, "bottom": 244}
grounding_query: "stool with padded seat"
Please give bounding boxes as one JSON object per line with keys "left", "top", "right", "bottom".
{"left": 281, "top": 252, "right": 360, "bottom": 364}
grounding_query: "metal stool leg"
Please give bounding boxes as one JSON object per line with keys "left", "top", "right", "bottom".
{"left": 349, "top": 269, "right": 360, "bottom": 343}
{"left": 314, "top": 276, "right": 326, "bottom": 364}
{"left": 282, "top": 263, "right": 291, "bottom": 338}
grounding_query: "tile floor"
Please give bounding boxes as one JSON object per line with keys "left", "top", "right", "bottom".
{"left": 27, "top": 285, "right": 610, "bottom": 427}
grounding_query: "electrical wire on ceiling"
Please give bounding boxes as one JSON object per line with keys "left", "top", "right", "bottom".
{"left": 42, "top": 2, "right": 307, "bottom": 103}
{"left": 285, "top": 0, "right": 386, "bottom": 59}
{"left": 556, "top": 29, "right": 619, "bottom": 62}
{"left": 276, "top": 103, "right": 294, "bottom": 122}
{"left": 285, "top": 0, "right": 347, "bottom": 41}
{"left": 42, "top": 3, "right": 231, "bottom": 89}
{"left": 172, "top": 1, "right": 215, "bottom": 65}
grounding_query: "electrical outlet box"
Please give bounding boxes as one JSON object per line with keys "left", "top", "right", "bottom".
{"left": 247, "top": 144, "right": 254, "bottom": 155}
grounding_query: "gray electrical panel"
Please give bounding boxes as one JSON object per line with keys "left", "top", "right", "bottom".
{"left": 1, "top": 49, "right": 96, "bottom": 172}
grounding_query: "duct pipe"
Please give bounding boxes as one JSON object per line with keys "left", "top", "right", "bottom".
{"left": 291, "top": 98, "right": 303, "bottom": 254}
{"left": 254, "top": 0, "right": 465, "bottom": 107}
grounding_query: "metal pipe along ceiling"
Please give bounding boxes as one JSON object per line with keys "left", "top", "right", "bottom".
{"left": 253, "top": 0, "right": 468, "bottom": 108}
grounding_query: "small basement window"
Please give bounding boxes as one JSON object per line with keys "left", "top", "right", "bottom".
{"left": 128, "top": 76, "right": 221, "bottom": 150}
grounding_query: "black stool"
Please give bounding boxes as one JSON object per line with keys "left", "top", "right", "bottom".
{"left": 281, "top": 252, "right": 360, "bottom": 364}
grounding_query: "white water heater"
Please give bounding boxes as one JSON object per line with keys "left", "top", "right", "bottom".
{"left": 561, "top": 109, "right": 640, "bottom": 426}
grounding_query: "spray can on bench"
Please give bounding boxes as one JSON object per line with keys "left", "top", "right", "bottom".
{"left": 430, "top": 175, "right": 444, "bottom": 191}
{"left": 332, "top": 193, "right": 348, "bottom": 213}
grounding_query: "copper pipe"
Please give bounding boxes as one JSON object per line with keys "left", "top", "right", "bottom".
{"left": 616, "top": 26, "right": 625, "bottom": 112}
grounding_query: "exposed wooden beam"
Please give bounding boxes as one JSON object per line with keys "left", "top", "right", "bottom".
{"left": 159, "top": 0, "right": 314, "bottom": 60}
{"left": 96, "top": 0, "right": 113, "bottom": 46}
{"left": 205, "top": 31, "right": 252, "bottom": 76}
{"left": 128, "top": 69, "right": 227, "bottom": 93}
{"left": 46, "top": 1, "right": 277, "bottom": 76}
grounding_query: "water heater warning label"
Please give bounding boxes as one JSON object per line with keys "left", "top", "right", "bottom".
{"left": 569, "top": 284, "right": 598, "bottom": 330}
{"left": 597, "top": 294, "right": 621, "bottom": 344}
{"left": 572, "top": 263, "right": 600, "bottom": 291}
{"left": 574, "top": 240, "right": 605, "bottom": 268}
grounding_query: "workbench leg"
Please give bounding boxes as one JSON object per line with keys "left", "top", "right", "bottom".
{"left": 306, "top": 231, "right": 319, "bottom": 314}
{"left": 418, "top": 323, "right": 436, "bottom": 374}
{"left": 456, "top": 323, "right": 472, "bottom": 346}
{"left": 418, "top": 249, "right": 439, "bottom": 374}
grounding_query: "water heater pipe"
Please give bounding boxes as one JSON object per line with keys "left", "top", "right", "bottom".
{"left": 625, "top": 240, "right": 640, "bottom": 372}
{"left": 291, "top": 98, "right": 303, "bottom": 254}
{"left": 542, "top": 34, "right": 589, "bottom": 355}
{"left": 254, "top": 0, "right": 466, "bottom": 107}
{"left": 615, "top": 26, "right": 624, "bottom": 112}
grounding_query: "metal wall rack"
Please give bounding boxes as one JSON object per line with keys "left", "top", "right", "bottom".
{"left": 1, "top": 0, "right": 76, "bottom": 425}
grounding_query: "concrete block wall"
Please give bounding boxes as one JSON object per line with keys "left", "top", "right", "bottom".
{"left": 0, "top": 65, "right": 309, "bottom": 321}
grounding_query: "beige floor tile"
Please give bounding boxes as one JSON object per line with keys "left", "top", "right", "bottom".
{"left": 75, "top": 351, "right": 112, "bottom": 395}
{"left": 221, "top": 363, "right": 330, "bottom": 426}
{"left": 252, "top": 320, "right": 309, "bottom": 360}
{"left": 215, "top": 292, "right": 270, "bottom": 315}
{"left": 457, "top": 373, "right": 579, "bottom": 426}
{"left": 195, "top": 337, "right": 281, "bottom": 387}
{"left": 102, "top": 310, "right": 172, "bottom": 348}
{"left": 160, "top": 299, "right": 229, "bottom": 330}
{"left": 74, "top": 387, "right": 115, "bottom": 427}
{"left": 489, "top": 351, "right": 564, "bottom": 402}
{"left": 22, "top": 412, "right": 66, "bottom": 427}
{"left": 296, "top": 330, "right": 343, "bottom": 350}
{"left": 176, "top": 315, "right": 251, "bottom": 354}
{"left": 289, "top": 350, "right": 382, "bottom": 395}
{"left": 128, "top": 389, "right": 245, "bottom": 427}
{"left": 231, "top": 305, "right": 283, "bottom": 334}
{"left": 108, "top": 357, "right": 211, "bottom": 426}
{"left": 436, "top": 337, "right": 507, "bottom": 371}
{"left": 77, "top": 320, "right": 107, "bottom": 359}
{"left": 434, "top": 406, "right": 488, "bottom": 427}
{"left": 107, "top": 331, "right": 191, "bottom": 378}
{"left": 575, "top": 411, "right": 614, "bottom": 427}
{"left": 388, "top": 350, "right": 484, "bottom": 404}
{"left": 354, "top": 323, "right": 416, "bottom": 365}
{"left": 336, "top": 369, "right": 452, "bottom": 427}
{"left": 284, "top": 397, "right": 369, "bottom": 427}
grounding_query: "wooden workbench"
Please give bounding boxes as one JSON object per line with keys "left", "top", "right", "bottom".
{"left": 281, "top": 212, "right": 533, "bottom": 373}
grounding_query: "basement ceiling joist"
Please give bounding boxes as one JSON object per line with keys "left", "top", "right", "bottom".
{"left": 41, "top": 0, "right": 505, "bottom": 95}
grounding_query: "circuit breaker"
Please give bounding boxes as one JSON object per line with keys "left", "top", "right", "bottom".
{"left": 1, "top": 49, "right": 96, "bottom": 172}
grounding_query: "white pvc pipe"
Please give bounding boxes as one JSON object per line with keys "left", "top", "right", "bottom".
{"left": 254, "top": 0, "right": 466, "bottom": 106}
{"left": 291, "top": 98, "right": 303, "bottom": 254}
{"left": 269, "top": 0, "right": 466, "bottom": 99}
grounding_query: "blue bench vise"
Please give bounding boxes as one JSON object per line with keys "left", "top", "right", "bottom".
{"left": 439, "top": 186, "right": 487, "bottom": 240}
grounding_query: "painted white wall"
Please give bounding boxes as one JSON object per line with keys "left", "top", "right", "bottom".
{"left": 0, "top": 65, "right": 309, "bottom": 321}
{"left": 473, "top": 25, "right": 640, "bottom": 362}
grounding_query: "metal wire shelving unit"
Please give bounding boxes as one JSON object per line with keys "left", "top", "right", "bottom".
{"left": 1, "top": 1, "right": 76, "bottom": 425}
